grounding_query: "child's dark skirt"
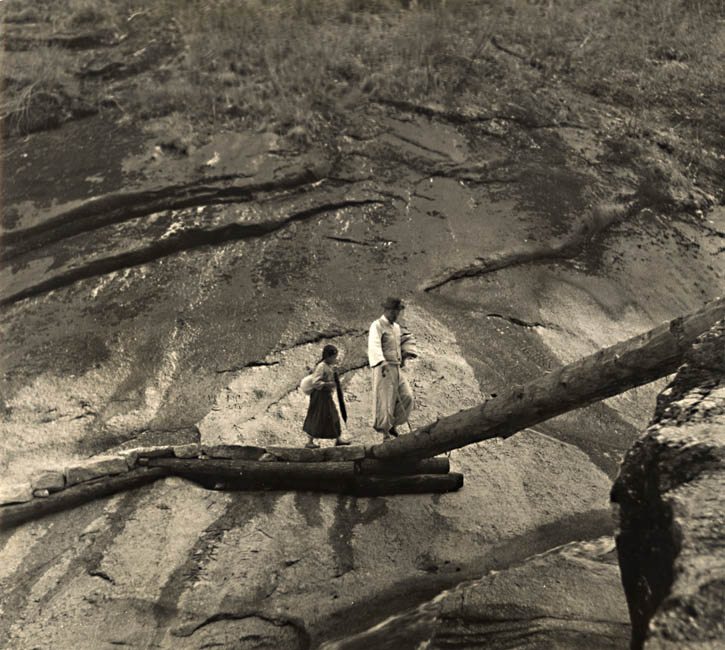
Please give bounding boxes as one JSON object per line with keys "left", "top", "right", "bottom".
{"left": 303, "top": 389, "right": 341, "bottom": 439}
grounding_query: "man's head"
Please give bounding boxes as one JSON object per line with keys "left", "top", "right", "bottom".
{"left": 382, "top": 296, "right": 405, "bottom": 323}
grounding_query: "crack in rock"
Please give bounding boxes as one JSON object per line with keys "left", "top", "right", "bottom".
{"left": 423, "top": 243, "right": 579, "bottom": 292}
{"left": 216, "top": 360, "right": 281, "bottom": 374}
{"left": 280, "top": 328, "right": 366, "bottom": 351}
{"left": 88, "top": 569, "right": 115, "bottom": 584}
{"left": 324, "top": 235, "right": 377, "bottom": 247}
{"left": 375, "top": 96, "right": 586, "bottom": 132}
{"left": 485, "top": 313, "right": 554, "bottom": 329}
{"left": 422, "top": 204, "right": 630, "bottom": 291}
{"left": 387, "top": 130, "right": 454, "bottom": 158}
{"left": 375, "top": 97, "right": 494, "bottom": 126}
{"left": 1, "top": 199, "right": 385, "bottom": 307}
{"left": 261, "top": 361, "right": 369, "bottom": 414}
{"left": 324, "top": 235, "right": 397, "bottom": 247}
{"left": 178, "top": 611, "right": 311, "bottom": 649}
{"left": 3, "top": 168, "right": 328, "bottom": 261}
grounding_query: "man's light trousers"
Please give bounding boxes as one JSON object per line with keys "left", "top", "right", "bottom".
{"left": 371, "top": 362, "right": 413, "bottom": 433}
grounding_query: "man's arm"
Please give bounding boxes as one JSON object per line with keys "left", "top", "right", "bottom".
{"left": 368, "top": 320, "right": 385, "bottom": 367}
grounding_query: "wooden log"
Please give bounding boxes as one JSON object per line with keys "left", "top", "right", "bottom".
{"left": 350, "top": 473, "right": 463, "bottom": 496}
{"left": 371, "top": 297, "right": 725, "bottom": 460}
{"left": 191, "top": 475, "right": 354, "bottom": 494}
{"left": 356, "top": 457, "right": 450, "bottom": 475}
{"left": 148, "top": 458, "right": 357, "bottom": 481}
{"left": 148, "top": 459, "right": 461, "bottom": 495}
{"left": 174, "top": 471, "right": 463, "bottom": 496}
{"left": 0, "top": 467, "right": 168, "bottom": 531}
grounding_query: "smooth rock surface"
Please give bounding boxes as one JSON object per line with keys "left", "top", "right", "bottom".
{"left": 318, "top": 537, "right": 629, "bottom": 650}
{"left": 0, "top": 16, "right": 722, "bottom": 647}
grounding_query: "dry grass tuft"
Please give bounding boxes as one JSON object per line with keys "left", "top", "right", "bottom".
{"left": 0, "top": 46, "right": 81, "bottom": 135}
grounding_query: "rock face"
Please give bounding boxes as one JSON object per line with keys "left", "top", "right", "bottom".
{"left": 434, "top": 538, "right": 631, "bottom": 650}
{"left": 1, "top": 10, "right": 723, "bottom": 647}
{"left": 317, "top": 536, "right": 630, "bottom": 650}
{"left": 611, "top": 321, "right": 725, "bottom": 650}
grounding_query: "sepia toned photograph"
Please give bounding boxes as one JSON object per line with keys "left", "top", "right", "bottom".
{"left": 1, "top": 1, "right": 723, "bottom": 648}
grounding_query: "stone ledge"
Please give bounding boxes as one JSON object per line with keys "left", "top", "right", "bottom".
{"left": 266, "top": 445, "right": 366, "bottom": 462}
{"left": 200, "top": 444, "right": 266, "bottom": 460}
{"left": 0, "top": 482, "right": 33, "bottom": 506}
{"left": 30, "top": 469, "right": 65, "bottom": 492}
{"left": 65, "top": 456, "right": 130, "bottom": 487}
{"left": 0, "top": 442, "right": 446, "bottom": 518}
{"left": 173, "top": 443, "right": 201, "bottom": 458}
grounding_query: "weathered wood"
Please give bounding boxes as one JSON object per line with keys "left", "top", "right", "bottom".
{"left": 146, "top": 459, "right": 461, "bottom": 495}
{"left": 350, "top": 473, "right": 463, "bottom": 496}
{"left": 173, "top": 471, "right": 462, "bottom": 496}
{"left": 356, "top": 457, "right": 450, "bottom": 475}
{"left": 189, "top": 475, "right": 354, "bottom": 493}
{"left": 371, "top": 297, "right": 725, "bottom": 460}
{"left": 148, "top": 458, "right": 357, "bottom": 480}
{"left": 0, "top": 467, "right": 168, "bottom": 530}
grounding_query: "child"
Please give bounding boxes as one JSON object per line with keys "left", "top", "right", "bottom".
{"left": 303, "top": 345, "right": 351, "bottom": 448}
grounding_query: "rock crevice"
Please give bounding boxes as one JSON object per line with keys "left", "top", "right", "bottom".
{"left": 612, "top": 320, "right": 725, "bottom": 650}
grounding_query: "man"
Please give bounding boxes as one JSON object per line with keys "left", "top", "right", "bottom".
{"left": 368, "top": 297, "right": 415, "bottom": 441}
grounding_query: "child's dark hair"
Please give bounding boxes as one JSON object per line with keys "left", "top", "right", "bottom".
{"left": 322, "top": 344, "right": 338, "bottom": 360}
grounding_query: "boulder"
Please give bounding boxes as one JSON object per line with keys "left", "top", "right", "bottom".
{"left": 612, "top": 321, "right": 725, "bottom": 650}
{"left": 432, "top": 538, "right": 630, "bottom": 650}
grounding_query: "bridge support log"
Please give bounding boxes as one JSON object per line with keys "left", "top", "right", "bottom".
{"left": 147, "top": 458, "right": 462, "bottom": 495}
{"left": 148, "top": 458, "right": 357, "bottom": 493}
{"left": 371, "top": 297, "right": 725, "bottom": 461}
{"left": 0, "top": 467, "right": 168, "bottom": 530}
{"left": 148, "top": 458, "right": 357, "bottom": 479}
{"left": 350, "top": 473, "right": 463, "bottom": 496}
{"left": 357, "top": 457, "right": 450, "bottom": 475}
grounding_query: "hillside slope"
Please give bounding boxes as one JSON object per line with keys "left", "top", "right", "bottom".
{"left": 1, "top": 1, "right": 723, "bottom": 648}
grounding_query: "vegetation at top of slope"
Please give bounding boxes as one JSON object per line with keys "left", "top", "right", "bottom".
{"left": 1, "top": 0, "right": 723, "bottom": 189}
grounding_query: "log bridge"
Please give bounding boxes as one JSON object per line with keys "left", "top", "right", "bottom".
{"left": 1, "top": 296, "right": 723, "bottom": 531}
{"left": 1, "top": 448, "right": 459, "bottom": 529}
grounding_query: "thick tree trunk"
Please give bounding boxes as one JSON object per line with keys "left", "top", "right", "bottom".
{"left": 148, "top": 458, "right": 461, "bottom": 495}
{"left": 0, "top": 467, "right": 168, "bottom": 530}
{"left": 350, "top": 473, "right": 463, "bottom": 496}
{"left": 371, "top": 297, "right": 725, "bottom": 461}
{"left": 148, "top": 458, "right": 357, "bottom": 480}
